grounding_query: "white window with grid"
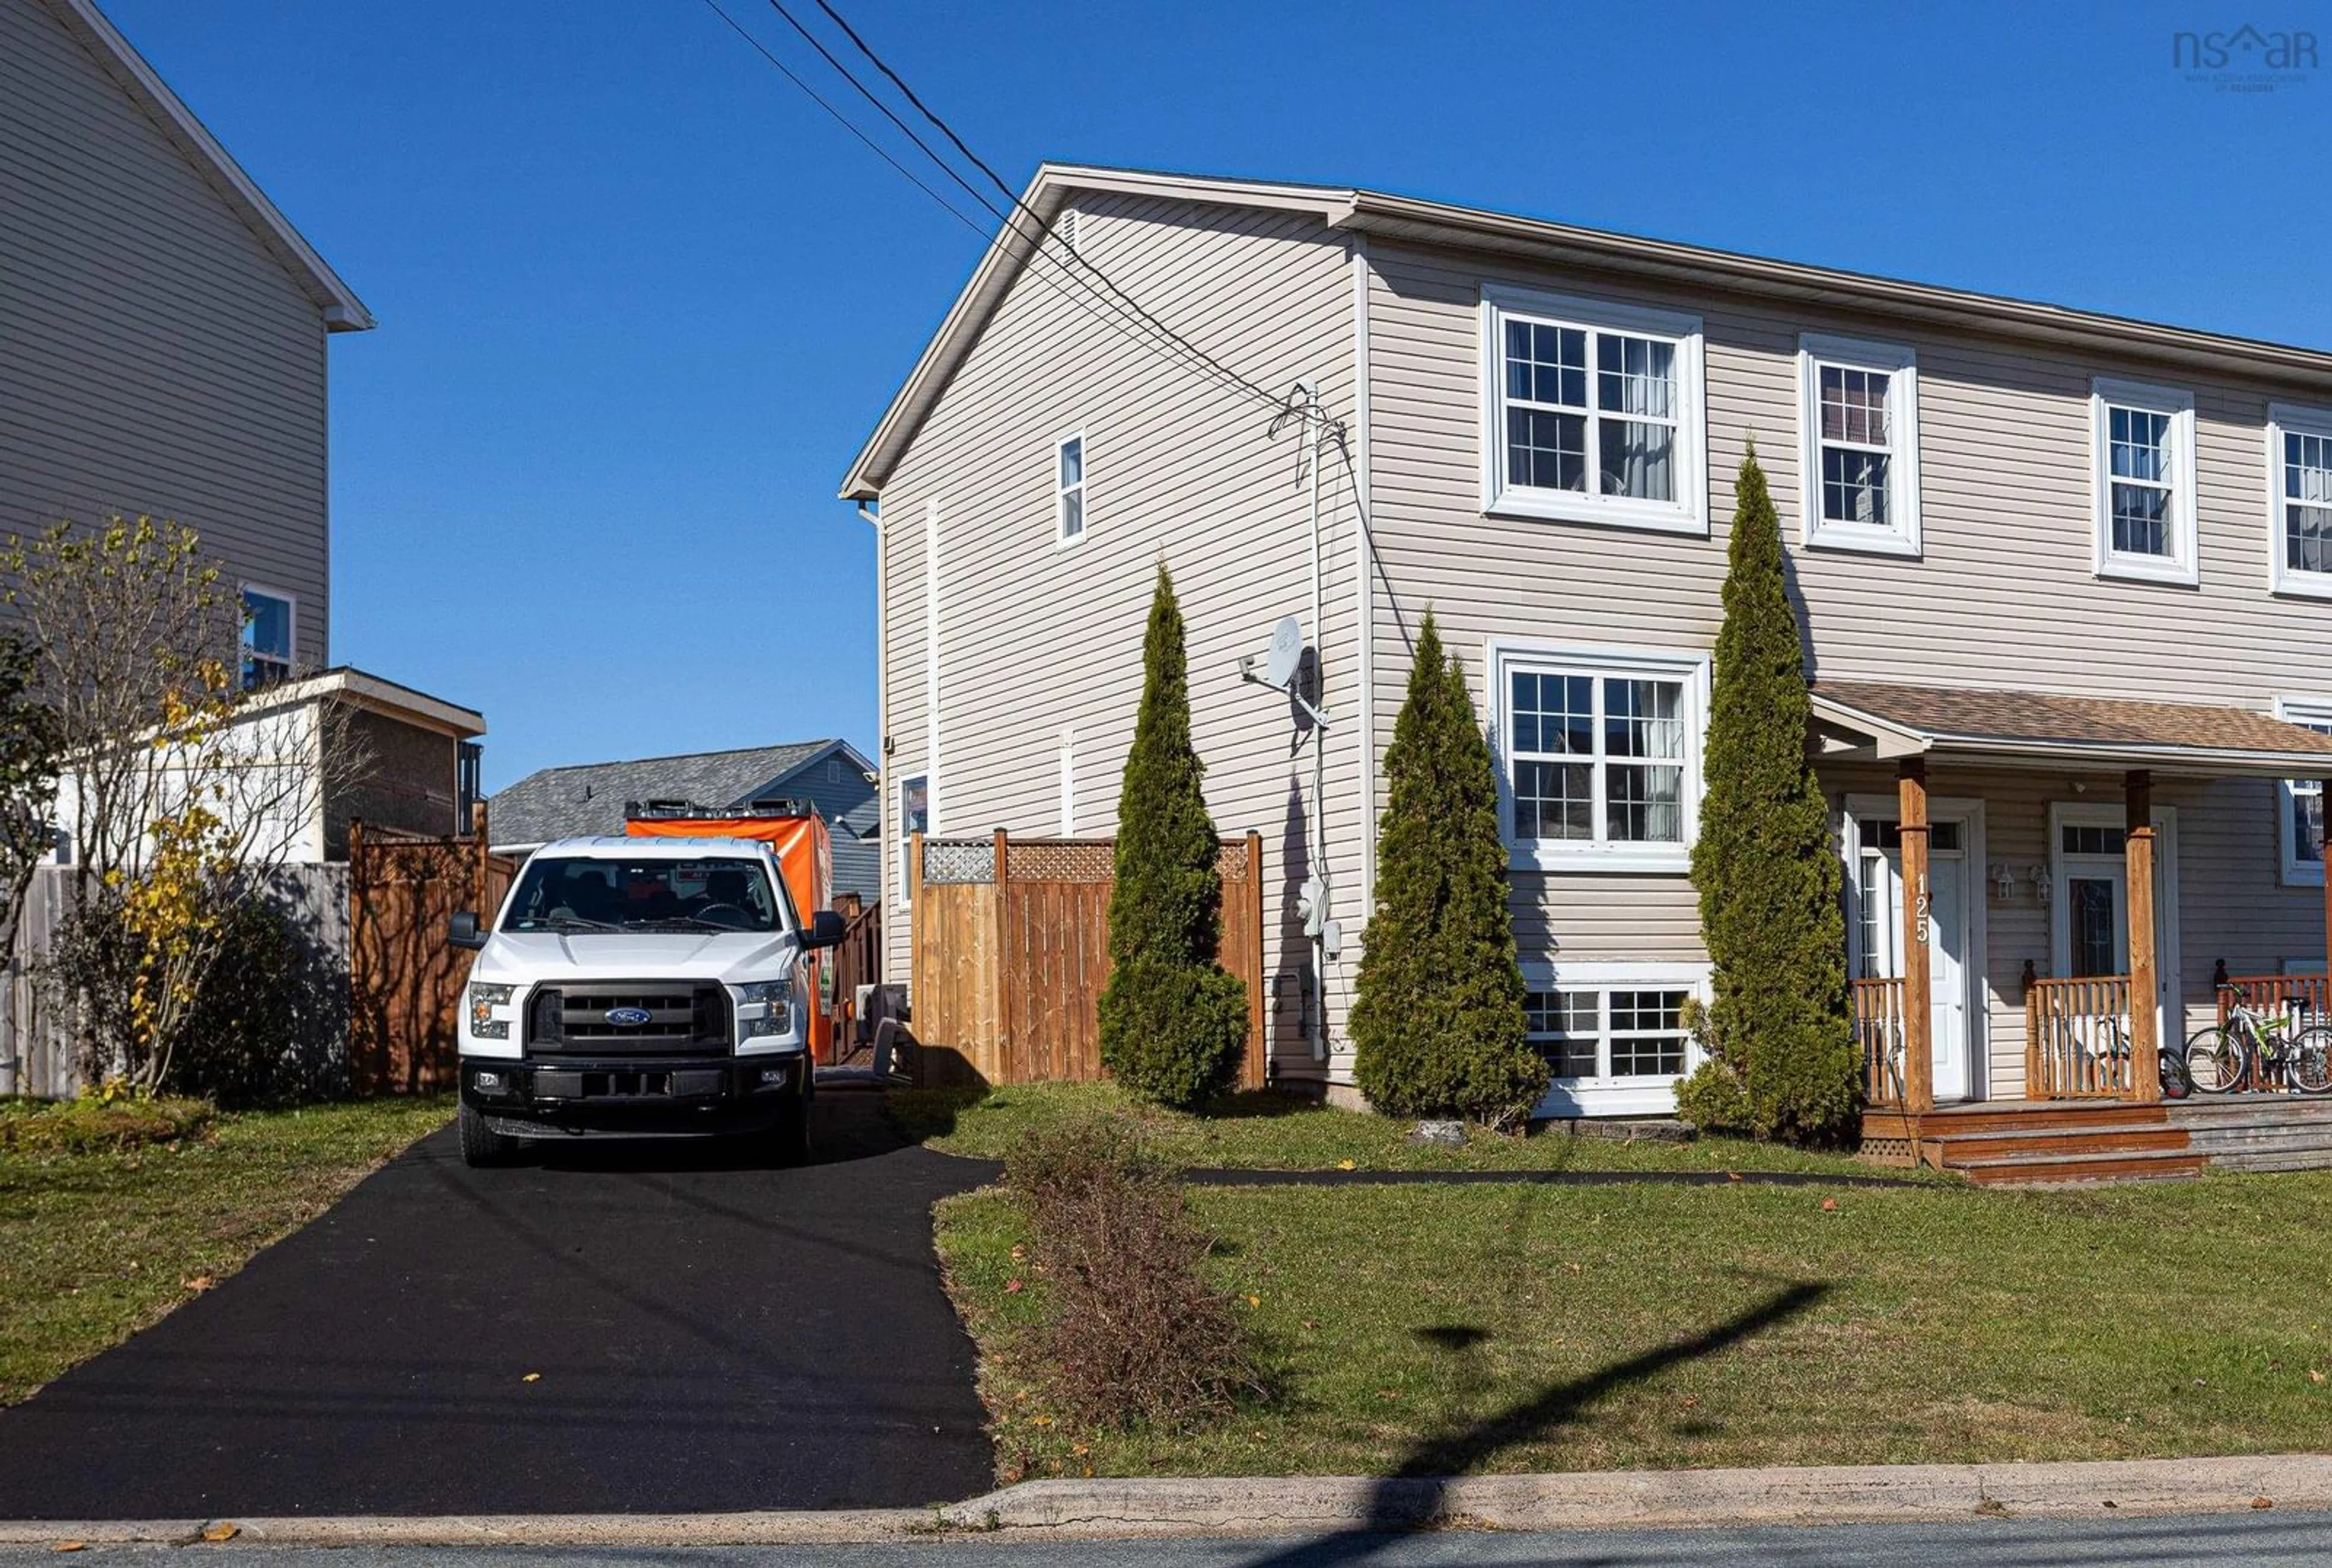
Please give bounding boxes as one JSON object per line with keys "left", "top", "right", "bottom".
{"left": 2090, "top": 378, "right": 2197, "bottom": 585}
{"left": 1797, "top": 335, "right": 1920, "bottom": 556}
{"left": 1054, "top": 432, "right": 1086, "bottom": 545}
{"left": 2269, "top": 404, "right": 2332, "bottom": 599}
{"left": 1480, "top": 286, "right": 1706, "bottom": 536}
{"left": 2276, "top": 698, "right": 2332, "bottom": 887}
{"left": 1491, "top": 641, "right": 1706, "bottom": 873}
{"left": 1524, "top": 961, "right": 1710, "bottom": 1116}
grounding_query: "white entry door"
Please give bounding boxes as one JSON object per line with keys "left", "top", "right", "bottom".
{"left": 1857, "top": 818, "right": 1972, "bottom": 1102}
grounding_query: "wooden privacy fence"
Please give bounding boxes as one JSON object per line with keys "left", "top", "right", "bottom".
{"left": 910, "top": 830, "right": 1267, "bottom": 1089}
{"left": 823, "top": 894, "right": 882, "bottom": 1062}
{"left": 349, "top": 817, "right": 516, "bottom": 1094}
{"left": 2025, "top": 975, "right": 2134, "bottom": 1099}
{"left": 1852, "top": 976, "right": 1908, "bottom": 1108}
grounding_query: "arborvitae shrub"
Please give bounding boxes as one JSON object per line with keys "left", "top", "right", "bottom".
{"left": 1096, "top": 565, "right": 1249, "bottom": 1110}
{"left": 1683, "top": 448, "right": 1860, "bottom": 1144}
{"left": 1351, "top": 610, "right": 1547, "bottom": 1124}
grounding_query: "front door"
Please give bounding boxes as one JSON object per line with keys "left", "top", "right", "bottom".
{"left": 1857, "top": 817, "right": 1972, "bottom": 1102}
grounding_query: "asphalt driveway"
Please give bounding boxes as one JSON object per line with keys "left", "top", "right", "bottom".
{"left": 0, "top": 1087, "right": 996, "bottom": 1518}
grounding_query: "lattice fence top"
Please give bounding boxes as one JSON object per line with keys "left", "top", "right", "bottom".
{"left": 921, "top": 839, "right": 997, "bottom": 885}
{"left": 920, "top": 833, "right": 1254, "bottom": 887}
{"left": 1009, "top": 839, "right": 1115, "bottom": 884}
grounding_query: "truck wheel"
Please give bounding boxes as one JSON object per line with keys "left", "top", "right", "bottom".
{"left": 459, "top": 1102, "right": 520, "bottom": 1168}
{"left": 769, "top": 1089, "right": 813, "bottom": 1168}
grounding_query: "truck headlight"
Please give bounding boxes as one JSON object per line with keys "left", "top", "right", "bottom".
{"left": 737, "top": 980, "right": 794, "bottom": 1041}
{"left": 468, "top": 983, "right": 514, "bottom": 1040}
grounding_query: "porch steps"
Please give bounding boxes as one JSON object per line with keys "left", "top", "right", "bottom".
{"left": 1942, "top": 1147, "right": 2208, "bottom": 1186}
{"left": 2167, "top": 1098, "right": 2332, "bottom": 1173}
{"left": 1918, "top": 1121, "right": 2191, "bottom": 1164}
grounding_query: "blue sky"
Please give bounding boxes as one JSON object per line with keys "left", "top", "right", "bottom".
{"left": 103, "top": 0, "right": 2331, "bottom": 790}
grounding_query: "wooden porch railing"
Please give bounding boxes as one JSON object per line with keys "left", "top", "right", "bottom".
{"left": 2025, "top": 975, "right": 2133, "bottom": 1099}
{"left": 1852, "top": 976, "right": 1908, "bottom": 1108}
{"left": 2219, "top": 973, "right": 2330, "bottom": 1031}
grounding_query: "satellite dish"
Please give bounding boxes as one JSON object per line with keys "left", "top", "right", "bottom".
{"left": 1263, "top": 615, "right": 1304, "bottom": 692}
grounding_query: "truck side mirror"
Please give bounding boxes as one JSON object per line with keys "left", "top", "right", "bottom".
{"left": 802, "top": 910, "right": 847, "bottom": 950}
{"left": 449, "top": 910, "right": 486, "bottom": 951}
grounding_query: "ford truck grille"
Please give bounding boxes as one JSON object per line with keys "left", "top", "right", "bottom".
{"left": 526, "top": 983, "right": 732, "bottom": 1054}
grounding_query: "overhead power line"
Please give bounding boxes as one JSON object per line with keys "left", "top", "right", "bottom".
{"left": 702, "top": 0, "right": 1298, "bottom": 420}
{"left": 800, "top": 0, "right": 1295, "bottom": 420}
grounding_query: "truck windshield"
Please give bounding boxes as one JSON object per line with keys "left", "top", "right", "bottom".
{"left": 501, "top": 856, "right": 781, "bottom": 934}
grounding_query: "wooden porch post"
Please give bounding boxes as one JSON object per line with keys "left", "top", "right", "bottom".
{"left": 2125, "top": 771, "right": 2162, "bottom": 1102}
{"left": 2322, "top": 778, "right": 2331, "bottom": 995}
{"left": 1898, "top": 758, "right": 1934, "bottom": 1114}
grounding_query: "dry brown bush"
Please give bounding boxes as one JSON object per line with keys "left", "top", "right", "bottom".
{"left": 1003, "top": 1113, "right": 1260, "bottom": 1431}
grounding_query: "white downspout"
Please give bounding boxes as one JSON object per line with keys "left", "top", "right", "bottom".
{"left": 1300, "top": 379, "right": 1329, "bottom": 1063}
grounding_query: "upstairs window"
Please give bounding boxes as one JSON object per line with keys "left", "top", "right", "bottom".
{"left": 1798, "top": 335, "right": 1920, "bottom": 556}
{"left": 1493, "top": 641, "right": 1706, "bottom": 873}
{"left": 1482, "top": 286, "right": 1706, "bottom": 535}
{"left": 240, "top": 587, "right": 295, "bottom": 689}
{"left": 2270, "top": 404, "right": 2332, "bottom": 599}
{"left": 1055, "top": 433, "right": 1086, "bottom": 545}
{"left": 2090, "top": 379, "right": 2197, "bottom": 585}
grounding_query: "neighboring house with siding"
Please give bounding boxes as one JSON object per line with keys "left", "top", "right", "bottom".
{"left": 489, "top": 740, "right": 882, "bottom": 903}
{"left": 844, "top": 163, "right": 2332, "bottom": 1123}
{"left": 1, "top": 0, "right": 373, "bottom": 668}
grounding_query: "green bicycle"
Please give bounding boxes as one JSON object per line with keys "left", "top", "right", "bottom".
{"left": 2184, "top": 989, "right": 2332, "bottom": 1095}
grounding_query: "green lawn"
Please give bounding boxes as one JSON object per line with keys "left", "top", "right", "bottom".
{"left": 937, "top": 1171, "right": 2332, "bottom": 1482}
{"left": 891, "top": 1080, "right": 1909, "bottom": 1178}
{"left": 0, "top": 1097, "right": 452, "bottom": 1405}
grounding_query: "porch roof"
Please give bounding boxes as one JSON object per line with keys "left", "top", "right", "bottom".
{"left": 1809, "top": 680, "right": 2332, "bottom": 779}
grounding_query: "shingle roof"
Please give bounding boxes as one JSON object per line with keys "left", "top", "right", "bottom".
{"left": 488, "top": 740, "right": 844, "bottom": 847}
{"left": 1813, "top": 681, "right": 2332, "bottom": 774}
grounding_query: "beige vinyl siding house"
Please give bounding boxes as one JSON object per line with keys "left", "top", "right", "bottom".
{"left": 0, "top": 0, "right": 372, "bottom": 663}
{"left": 848, "top": 165, "right": 2332, "bottom": 1119}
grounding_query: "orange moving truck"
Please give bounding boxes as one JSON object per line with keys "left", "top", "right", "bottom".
{"left": 626, "top": 805, "right": 837, "bottom": 1058}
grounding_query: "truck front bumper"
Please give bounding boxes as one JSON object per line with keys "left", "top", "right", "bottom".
{"left": 458, "top": 1052, "right": 810, "bottom": 1137}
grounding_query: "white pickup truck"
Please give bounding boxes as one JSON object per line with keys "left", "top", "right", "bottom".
{"left": 449, "top": 835, "right": 845, "bottom": 1167}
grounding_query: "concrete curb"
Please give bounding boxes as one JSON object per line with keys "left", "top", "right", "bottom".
{"left": 1, "top": 1455, "right": 2324, "bottom": 1548}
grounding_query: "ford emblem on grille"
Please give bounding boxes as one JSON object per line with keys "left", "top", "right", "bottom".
{"left": 604, "top": 1006, "right": 653, "bottom": 1027}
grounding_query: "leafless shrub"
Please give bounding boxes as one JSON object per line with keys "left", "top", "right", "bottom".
{"left": 1004, "top": 1114, "right": 1261, "bottom": 1431}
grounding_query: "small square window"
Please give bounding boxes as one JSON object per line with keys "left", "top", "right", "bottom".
{"left": 2276, "top": 700, "right": 2332, "bottom": 885}
{"left": 240, "top": 587, "right": 294, "bottom": 690}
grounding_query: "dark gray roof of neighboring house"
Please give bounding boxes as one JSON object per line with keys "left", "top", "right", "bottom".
{"left": 488, "top": 739, "right": 870, "bottom": 847}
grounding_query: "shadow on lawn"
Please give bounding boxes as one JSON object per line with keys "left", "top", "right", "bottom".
{"left": 1240, "top": 1280, "right": 1833, "bottom": 1567}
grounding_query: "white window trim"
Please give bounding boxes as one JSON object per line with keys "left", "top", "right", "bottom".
{"left": 896, "top": 772, "right": 929, "bottom": 909}
{"left": 1486, "top": 638, "right": 1710, "bottom": 874}
{"left": 2275, "top": 696, "right": 2332, "bottom": 887}
{"left": 1797, "top": 333, "right": 1921, "bottom": 558}
{"left": 2266, "top": 403, "right": 2332, "bottom": 601}
{"left": 2090, "top": 378, "right": 2198, "bottom": 586}
{"left": 239, "top": 582, "right": 297, "bottom": 684}
{"left": 1523, "top": 958, "right": 1711, "bottom": 1117}
{"left": 1054, "top": 429, "right": 1087, "bottom": 548}
{"left": 1478, "top": 285, "right": 1708, "bottom": 537}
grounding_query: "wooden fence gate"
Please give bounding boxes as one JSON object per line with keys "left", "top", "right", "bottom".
{"left": 909, "top": 831, "right": 1267, "bottom": 1089}
{"left": 349, "top": 816, "right": 516, "bottom": 1094}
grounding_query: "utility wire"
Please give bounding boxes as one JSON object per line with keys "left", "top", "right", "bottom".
{"left": 710, "top": 0, "right": 1295, "bottom": 419}
{"left": 804, "top": 0, "right": 1295, "bottom": 420}
{"left": 757, "top": 0, "right": 1284, "bottom": 415}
